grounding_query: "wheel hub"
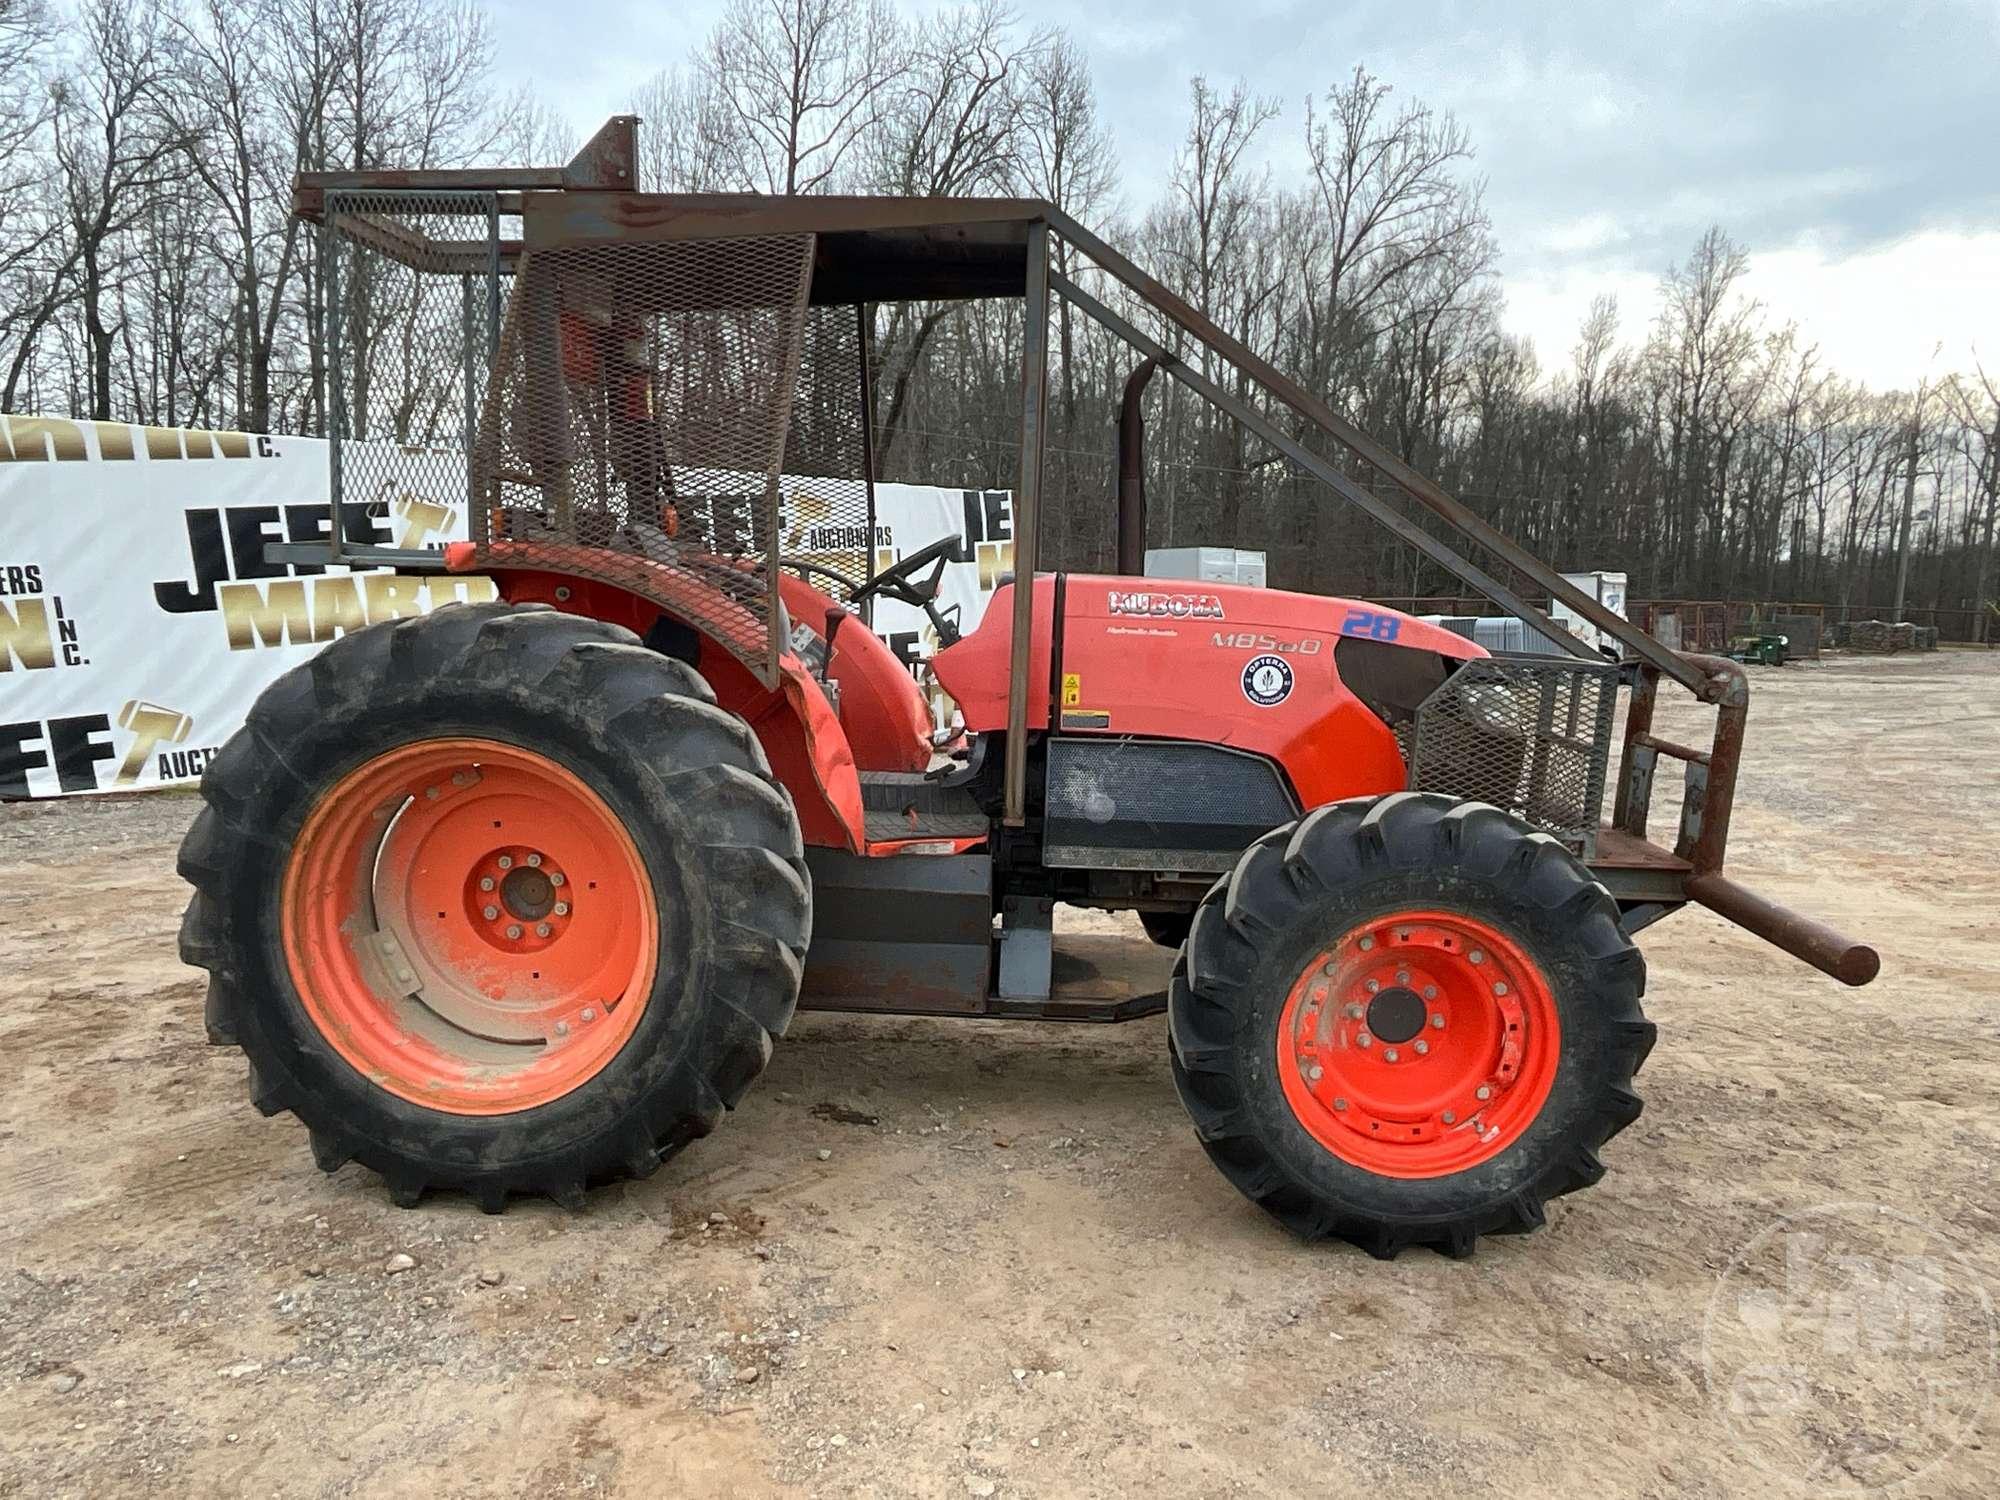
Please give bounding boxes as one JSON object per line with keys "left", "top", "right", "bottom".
{"left": 282, "top": 738, "right": 657, "bottom": 1116}
{"left": 1365, "top": 986, "right": 1426, "bottom": 1044}
{"left": 1276, "top": 911, "right": 1561, "bottom": 1178}
{"left": 465, "top": 845, "right": 574, "bottom": 953}
{"left": 501, "top": 864, "right": 556, "bottom": 920}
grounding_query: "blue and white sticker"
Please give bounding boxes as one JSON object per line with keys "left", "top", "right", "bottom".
{"left": 1241, "top": 654, "right": 1293, "bottom": 707}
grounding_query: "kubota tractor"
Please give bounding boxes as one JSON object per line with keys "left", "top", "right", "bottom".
{"left": 177, "top": 121, "right": 1877, "bottom": 1257}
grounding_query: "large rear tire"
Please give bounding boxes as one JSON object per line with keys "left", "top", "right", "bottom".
{"left": 1169, "top": 792, "right": 1652, "bottom": 1258}
{"left": 177, "top": 602, "right": 809, "bottom": 1211}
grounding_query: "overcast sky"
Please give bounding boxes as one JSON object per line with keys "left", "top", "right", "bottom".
{"left": 490, "top": 0, "right": 2000, "bottom": 390}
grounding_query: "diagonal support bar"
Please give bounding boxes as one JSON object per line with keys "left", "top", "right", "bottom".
{"left": 1047, "top": 211, "right": 1714, "bottom": 700}
{"left": 1050, "top": 273, "right": 1600, "bottom": 665}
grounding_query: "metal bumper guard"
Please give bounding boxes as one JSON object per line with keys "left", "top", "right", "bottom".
{"left": 1609, "top": 653, "right": 1878, "bottom": 987}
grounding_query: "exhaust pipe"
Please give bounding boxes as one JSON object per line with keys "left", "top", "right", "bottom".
{"left": 1116, "top": 357, "right": 1160, "bottom": 575}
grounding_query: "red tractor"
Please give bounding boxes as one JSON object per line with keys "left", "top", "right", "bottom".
{"left": 179, "top": 121, "right": 1876, "bottom": 1257}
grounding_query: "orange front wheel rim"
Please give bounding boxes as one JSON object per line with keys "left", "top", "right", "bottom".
{"left": 282, "top": 738, "right": 658, "bottom": 1115}
{"left": 1276, "top": 910, "right": 1560, "bottom": 1178}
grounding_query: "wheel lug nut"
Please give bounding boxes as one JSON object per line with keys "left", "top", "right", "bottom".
{"left": 554, "top": 902, "right": 570, "bottom": 916}
{"left": 506, "top": 924, "right": 523, "bottom": 939}
{"left": 1344, "top": 1004, "right": 1362, "bottom": 1020}
{"left": 555, "top": 1021, "right": 570, "bottom": 1037}
{"left": 1415, "top": 1040, "right": 1429, "bottom": 1055}
{"left": 1358, "top": 935, "right": 1374, "bottom": 951}
{"left": 1475, "top": 1085, "right": 1492, "bottom": 1100}
{"left": 1332, "top": 1097, "right": 1348, "bottom": 1112}
{"left": 479, "top": 876, "right": 495, "bottom": 892}
{"left": 581, "top": 1007, "right": 597, "bottom": 1023}
{"left": 550, "top": 871, "right": 565, "bottom": 887}
{"left": 535, "top": 922, "right": 552, "bottom": 938}
{"left": 1357, "top": 1032, "right": 1372, "bottom": 1048}
{"left": 483, "top": 905, "right": 499, "bottom": 921}
{"left": 1431, "top": 1013, "right": 1445, "bottom": 1028}
{"left": 1423, "top": 985, "right": 1437, "bottom": 1000}
{"left": 1469, "top": 948, "right": 1485, "bottom": 964}
{"left": 1365, "top": 979, "right": 1380, "bottom": 993}
{"left": 1384, "top": 1048, "right": 1399, "bottom": 1063}
{"left": 526, "top": 853, "right": 542, "bottom": 867}
{"left": 1493, "top": 981, "right": 1509, "bottom": 997}
{"left": 1395, "top": 970, "right": 1410, "bottom": 984}
{"left": 1442, "top": 1110, "right": 1456, "bottom": 1125}
{"left": 1321, "top": 959, "right": 1338, "bottom": 976}
{"left": 498, "top": 855, "right": 513, "bottom": 870}
{"left": 424, "top": 785, "right": 440, "bottom": 800}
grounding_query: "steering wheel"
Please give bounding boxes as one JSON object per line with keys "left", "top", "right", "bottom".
{"left": 844, "top": 535, "right": 972, "bottom": 646}
{"left": 848, "top": 535, "right": 969, "bottom": 609}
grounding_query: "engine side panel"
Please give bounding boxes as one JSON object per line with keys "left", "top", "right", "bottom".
{"left": 933, "top": 574, "right": 1484, "bottom": 811}
{"left": 1042, "top": 737, "right": 1300, "bottom": 873}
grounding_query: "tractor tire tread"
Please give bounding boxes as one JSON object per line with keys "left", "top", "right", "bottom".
{"left": 175, "top": 601, "right": 808, "bottom": 1212}
{"left": 1170, "top": 791, "right": 1652, "bottom": 1260}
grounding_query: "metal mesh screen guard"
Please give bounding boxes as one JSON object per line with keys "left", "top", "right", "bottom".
{"left": 471, "top": 233, "right": 818, "bottom": 686}
{"left": 1408, "top": 658, "right": 1619, "bottom": 856}
{"left": 324, "top": 190, "right": 503, "bottom": 556}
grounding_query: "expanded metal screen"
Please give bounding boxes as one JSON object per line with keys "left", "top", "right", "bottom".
{"left": 1407, "top": 657, "right": 1619, "bottom": 855}
{"left": 471, "top": 233, "right": 817, "bottom": 684}
{"left": 775, "top": 304, "right": 882, "bottom": 618}
{"left": 323, "top": 190, "right": 502, "bottom": 549}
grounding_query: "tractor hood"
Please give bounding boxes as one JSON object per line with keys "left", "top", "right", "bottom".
{"left": 933, "top": 574, "right": 1486, "bottom": 810}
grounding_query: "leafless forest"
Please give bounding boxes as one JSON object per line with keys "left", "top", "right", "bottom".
{"left": 3, "top": 0, "right": 1996, "bottom": 629}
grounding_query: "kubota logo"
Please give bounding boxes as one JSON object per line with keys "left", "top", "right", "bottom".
{"left": 1108, "top": 589, "right": 1225, "bottom": 621}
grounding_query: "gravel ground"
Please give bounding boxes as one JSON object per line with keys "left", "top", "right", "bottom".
{"left": 1, "top": 650, "right": 1996, "bottom": 1498}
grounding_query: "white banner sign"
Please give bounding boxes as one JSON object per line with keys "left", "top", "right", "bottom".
{"left": 0, "top": 415, "right": 1009, "bottom": 798}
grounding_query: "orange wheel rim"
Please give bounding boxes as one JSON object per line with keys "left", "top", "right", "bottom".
{"left": 282, "top": 737, "right": 658, "bottom": 1115}
{"left": 1275, "top": 910, "right": 1560, "bottom": 1178}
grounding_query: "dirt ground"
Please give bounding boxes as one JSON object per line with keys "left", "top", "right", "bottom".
{"left": 2, "top": 650, "right": 1996, "bottom": 1498}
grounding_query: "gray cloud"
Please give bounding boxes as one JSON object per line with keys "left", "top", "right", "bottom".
{"left": 497, "top": 0, "right": 1999, "bottom": 304}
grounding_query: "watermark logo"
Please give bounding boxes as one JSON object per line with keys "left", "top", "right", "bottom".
{"left": 1703, "top": 1202, "right": 1995, "bottom": 1492}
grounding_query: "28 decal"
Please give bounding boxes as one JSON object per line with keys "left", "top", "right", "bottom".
{"left": 1339, "top": 608, "right": 1400, "bottom": 641}
{"left": 1241, "top": 654, "right": 1294, "bottom": 707}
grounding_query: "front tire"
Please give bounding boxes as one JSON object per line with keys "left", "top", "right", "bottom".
{"left": 177, "top": 602, "right": 809, "bottom": 1211}
{"left": 1168, "top": 792, "right": 1652, "bottom": 1258}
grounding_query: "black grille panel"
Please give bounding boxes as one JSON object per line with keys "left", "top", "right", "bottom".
{"left": 1043, "top": 738, "right": 1299, "bottom": 873}
{"left": 1407, "top": 657, "right": 1618, "bottom": 854}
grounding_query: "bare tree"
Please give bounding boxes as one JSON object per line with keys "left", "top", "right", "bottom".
{"left": 0, "top": 0, "right": 65, "bottom": 409}
{"left": 52, "top": 0, "right": 187, "bottom": 421}
{"left": 706, "top": 0, "right": 903, "bottom": 195}
{"left": 866, "top": 0, "right": 1044, "bottom": 464}
{"left": 1948, "top": 361, "right": 2000, "bottom": 639}
{"left": 630, "top": 64, "right": 742, "bottom": 191}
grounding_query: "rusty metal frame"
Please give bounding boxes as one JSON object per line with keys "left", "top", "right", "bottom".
{"left": 1052, "top": 273, "right": 1595, "bottom": 662}
{"left": 286, "top": 117, "right": 1876, "bottom": 987}
{"left": 1004, "top": 220, "right": 1051, "bottom": 826}
{"left": 855, "top": 302, "right": 880, "bottom": 601}
{"left": 1043, "top": 210, "right": 1715, "bottom": 703}
{"left": 1612, "top": 655, "right": 1876, "bottom": 984}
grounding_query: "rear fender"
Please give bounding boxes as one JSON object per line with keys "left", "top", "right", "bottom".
{"left": 447, "top": 547, "right": 866, "bottom": 851}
